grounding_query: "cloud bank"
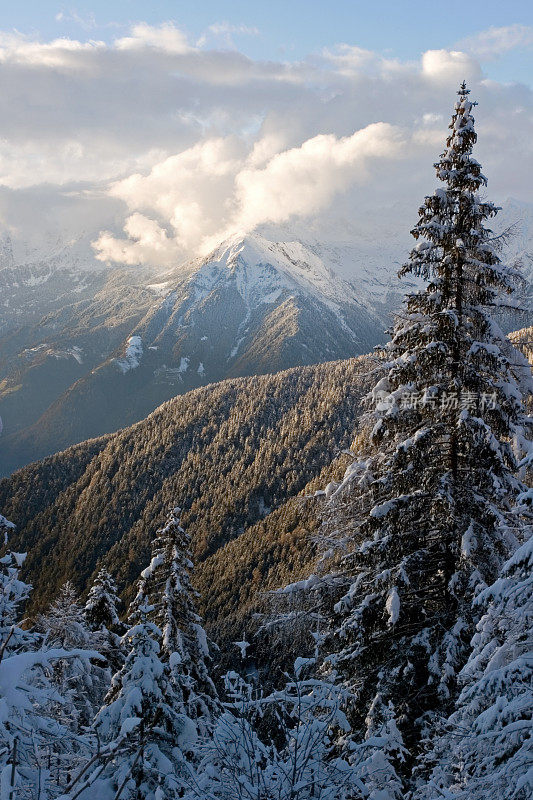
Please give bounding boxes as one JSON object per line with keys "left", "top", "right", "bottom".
{"left": 0, "top": 22, "right": 530, "bottom": 268}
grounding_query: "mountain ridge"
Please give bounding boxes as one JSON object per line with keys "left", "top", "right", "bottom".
{"left": 0, "top": 232, "right": 394, "bottom": 475}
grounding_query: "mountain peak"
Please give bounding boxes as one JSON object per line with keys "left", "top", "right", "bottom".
{"left": 194, "top": 230, "right": 359, "bottom": 308}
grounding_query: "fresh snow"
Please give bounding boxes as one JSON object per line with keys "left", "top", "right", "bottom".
{"left": 172, "top": 230, "right": 400, "bottom": 336}
{"left": 386, "top": 587, "right": 400, "bottom": 625}
{"left": 116, "top": 335, "right": 143, "bottom": 373}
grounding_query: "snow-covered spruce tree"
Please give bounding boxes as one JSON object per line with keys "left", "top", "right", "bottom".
{"left": 320, "top": 83, "right": 532, "bottom": 784}
{"left": 418, "top": 527, "right": 532, "bottom": 800}
{"left": 84, "top": 569, "right": 120, "bottom": 633}
{"left": 137, "top": 507, "right": 219, "bottom": 734}
{"left": 38, "top": 582, "right": 98, "bottom": 730}
{"left": 198, "top": 659, "right": 360, "bottom": 800}
{"left": 84, "top": 568, "right": 124, "bottom": 674}
{"left": 0, "top": 517, "right": 96, "bottom": 799}
{"left": 0, "top": 514, "right": 31, "bottom": 653}
{"left": 87, "top": 596, "right": 196, "bottom": 800}
{"left": 37, "top": 582, "right": 107, "bottom": 792}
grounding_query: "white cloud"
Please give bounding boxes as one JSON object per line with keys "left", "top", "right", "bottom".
{"left": 421, "top": 49, "right": 482, "bottom": 84}
{"left": 197, "top": 22, "right": 260, "bottom": 49}
{"left": 459, "top": 24, "right": 533, "bottom": 60}
{"left": 0, "top": 23, "right": 530, "bottom": 271}
{"left": 0, "top": 31, "right": 105, "bottom": 69}
{"left": 93, "top": 124, "right": 404, "bottom": 264}
{"left": 115, "top": 22, "right": 191, "bottom": 53}
{"left": 232, "top": 124, "right": 404, "bottom": 230}
{"left": 93, "top": 213, "right": 181, "bottom": 266}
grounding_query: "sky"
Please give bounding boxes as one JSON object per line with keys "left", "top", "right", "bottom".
{"left": 0, "top": 1, "right": 531, "bottom": 268}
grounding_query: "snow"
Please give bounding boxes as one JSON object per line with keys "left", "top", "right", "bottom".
{"left": 370, "top": 497, "right": 402, "bottom": 519}
{"left": 461, "top": 524, "right": 477, "bottom": 557}
{"left": 385, "top": 587, "right": 400, "bottom": 625}
{"left": 169, "top": 651, "right": 182, "bottom": 668}
{"left": 188, "top": 229, "right": 406, "bottom": 324}
{"left": 119, "top": 716, "right": 141, "bottom": 736}
{"left": 116, "top": 335, "right": 143, "bottom": 373}
{"left": 0, "top": 514, "right": 15, "bottom": 546}
{"left": 277, "top": 574, "right": 323, "bottom": 594}
{"left": 50, "top": 345, "right": 83, "bottom": 364}
{"left": 234, "top": 640, "right": 250, "bottom": 659}
{"left": 147, "top": 281, "right": 170, "bottom": 294}
{"left": 141, "top": 553, "right": 165, "bottom": 579}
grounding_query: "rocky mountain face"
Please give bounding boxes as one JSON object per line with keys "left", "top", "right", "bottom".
{"left": 0, "top": 255, "right": 161, "bottom": 465}
{"left": 0, "top": 232, "right": 400, "bottom": 475}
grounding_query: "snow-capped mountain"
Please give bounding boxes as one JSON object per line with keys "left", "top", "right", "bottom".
{"left": 129, "top": 232, "right": 400, "bottom": 382}
{"left": 0, "top": 231, "right": 397, "bottom": 475}
{"left": 1, "top": 199, "right": 530, "bottom": 477}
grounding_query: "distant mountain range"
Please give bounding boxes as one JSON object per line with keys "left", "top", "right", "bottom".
{"left": 0, "top": 200, "right": 531, "bottom": 476}
{"left": 0, "top": 231, "right": 405, "bottom": 475}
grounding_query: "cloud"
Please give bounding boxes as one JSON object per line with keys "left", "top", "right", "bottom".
{"left": 0, "top": 22, "right": 530, "bottom": 271}
{"left": 94, "top": 123, "right": 405, "bottom": 264}
{"left": 197, "top": 22, "right": 260, "bottom": 49}
{"left": 115, "top": 22, "right": 191, "bottom": 53}
{"left": 101, "top": 137, "right": 245, "bottom": 254}
{"left": 93, "top": 213, "right": 181, "bottom": 267}
{"left": 231, "top": 124, "right": 404, "bottom": 230}
{"left": 0, "top": 31, "right": 105, "bottom": 69}
{"left": 421, "top": 49, "right": 482, "bottom": 84}
{"left": 459, "top": 24, "right": 533, "bottom": 61}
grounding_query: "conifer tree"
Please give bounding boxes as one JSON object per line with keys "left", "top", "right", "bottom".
{"left": 36, "top": 582, "right": 107, "bottom": 792}
{"left": 0, "top": 514, "right": 31, "bottom": 653}
{"left": 84, "top": 568, "right": 121, "bottom": 633}
{"left": 84, "top": 568, "right": 124, "bottom": 674}
{"left": 0, "top": 517, "right": 94, "bottom": 799}
{"left": 320, "top": 83, "right": 532, "bottom": 783}
{"left": 136, "top": 506, "right": 220, "bottom": 733}
{"left": 199, "top": 661, "right": 360, "bottom": 800}
{"left": 91, "top": 595, "right": 196, "bottom": 800}
{"left": 417, "top": 530, "right": 533, "bottom": 800}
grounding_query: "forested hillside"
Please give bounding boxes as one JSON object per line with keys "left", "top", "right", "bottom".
{"left": 0, "top": 356, "right": 375, "bottom": 643}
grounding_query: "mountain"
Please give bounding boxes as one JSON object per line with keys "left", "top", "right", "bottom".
{"left": 0, "top": 356, "right": 375, "bottom": 652}
{"left": 1, "top": 197, "right": 530, "bottom": 478}
{"left": 0, "top": 232, "right": 400, "bottom": 476}
{"left": 0, "top": 256, "right": 162, "bottom": 458}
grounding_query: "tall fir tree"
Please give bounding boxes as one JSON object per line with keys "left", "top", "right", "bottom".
{"left": 84, "top": 568, "right": 124, "bottom": 674}
{"left": 90, "top": 597, "right": 197, "bottom": 800}
{"left": 135, "top": 506, "right": 220, "bottom": 734}
{"left": 320, "top": 83, "right": 532, "bottom": 785}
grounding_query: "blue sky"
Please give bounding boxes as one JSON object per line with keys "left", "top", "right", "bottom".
{"left": 5, "top": 0, "right": 533, "bottom": 85}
